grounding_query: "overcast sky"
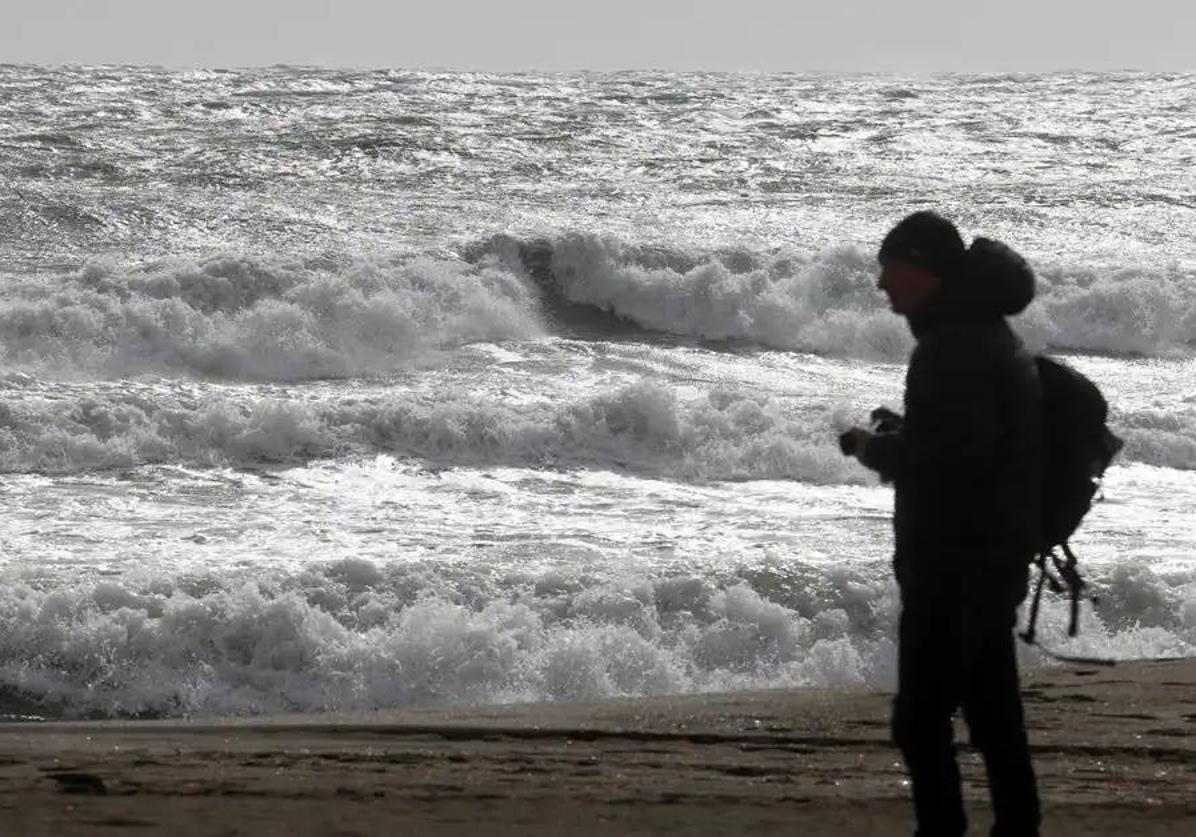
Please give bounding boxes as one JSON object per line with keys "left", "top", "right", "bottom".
{"left": 3, "top": 0, "right": 1192, "bottom": 72}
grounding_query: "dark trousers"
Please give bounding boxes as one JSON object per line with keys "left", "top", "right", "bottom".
{"left": 892, "top": 587, "right": 1041, "bottom": 837}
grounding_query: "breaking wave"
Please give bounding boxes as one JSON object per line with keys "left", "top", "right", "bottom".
{"left": 0, "top": 255, "right": 542, "bottom": 381}
{"left": 0, "top": 378, "right": 856, "bottom": 483}
{"left": 1117, "top": 408, "right": 1196, "bottom": 471}
{"left": 1, "top": 558, "right": 1191, "bottom": 719}
{"left": 2, "top": 375, "right": 1194, "bottom": 477}
{"left": 1, "top": 236, "right": 1194, "bottom": 385}
{"left": 488, "top": 233, "right": 1196, "bottom": 360}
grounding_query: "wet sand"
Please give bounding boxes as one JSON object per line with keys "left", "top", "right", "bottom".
{"left": 1, "top": 660, "right": 1193, "bottom": 835}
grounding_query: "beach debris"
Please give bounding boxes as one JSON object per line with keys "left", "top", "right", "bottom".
{"left": 43, "top": 770, "right": 108, "bottom": 795}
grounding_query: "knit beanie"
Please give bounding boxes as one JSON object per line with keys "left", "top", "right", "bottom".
{"left": 877, "top": 211, "right": 966, "bottom": 278}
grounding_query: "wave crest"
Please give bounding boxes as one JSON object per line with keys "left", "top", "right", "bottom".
{"left": 492, "top": 233, "right": 1196, "bottom": 360}
{"left": 4, "top": 375, "right": 1193, "bottom": 477}
{"left": 0, "top": 380, "right": 857, "bottom": 482}
{"left": 3, "top": 237, "right": 1192, "bottom": 384}
{"left": 0, "top": 255, "right": 543, "bottom": 380}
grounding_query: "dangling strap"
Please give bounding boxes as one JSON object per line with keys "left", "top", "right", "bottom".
{"left": 1020, "top": 551, "right": 1066, "bottom": 647}
{"left": 1020, "top": 544, "right": 1117, "bottom": 665}
{"left": 1019, "top": 555, "right": 1048, "bottom": 646}
{"left": 1021, "top": 544, "right": 1090, "bottom": 644}
{"left": 1055, "top": 542, "right": 1087, "bottom": 638}
{"left": 1019, "top": 545, "right": 1191, "bottom": 667}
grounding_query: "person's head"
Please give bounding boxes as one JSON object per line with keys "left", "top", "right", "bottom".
{"left": 876, "top": 211, "right": 966, "bottom": 316}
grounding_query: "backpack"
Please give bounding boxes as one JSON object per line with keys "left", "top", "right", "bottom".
{"left": 1020, "top": 356, "right": 1123, "bottom": 652}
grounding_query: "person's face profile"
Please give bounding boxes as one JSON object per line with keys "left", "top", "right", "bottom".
{"left": 877, "top": 260, "right": 941, "bottom": 315}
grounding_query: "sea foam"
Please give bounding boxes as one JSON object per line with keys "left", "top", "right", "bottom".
{"left": 1, "top": 558, "right": 1190, "bottom": 719}
{"left": 0, "top": 255, "right": 542, "bottom": 381}
{"left": 2, "top": 237, "right": 1193, "bottom": 387}
{"left": 3, "top": 374, "right": 1195, "bottom": 476}
{"left": 512, "top": 233, "right": 1196, "bottom": 360}
{"left": 0, "top": 379, "right": 857, "bottom": 482}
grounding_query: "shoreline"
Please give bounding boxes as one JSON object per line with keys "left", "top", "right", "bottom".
{"left": 1, "top": 660, "right": 1193, "bottom": 835}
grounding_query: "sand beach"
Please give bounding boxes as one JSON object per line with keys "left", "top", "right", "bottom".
{"left": 1, "top": 659, "right": 1192, "bottom": 835}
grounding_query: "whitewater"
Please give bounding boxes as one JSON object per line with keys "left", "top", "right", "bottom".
{"left": 1, "top": 66, "right": 1194, "bottom": 719}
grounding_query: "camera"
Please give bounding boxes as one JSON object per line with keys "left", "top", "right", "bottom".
{"left": 838, "top": 407, "right": 903, "bottom": 456}
{"left": 869, "top": 407, "right": 903, "bottom": 435}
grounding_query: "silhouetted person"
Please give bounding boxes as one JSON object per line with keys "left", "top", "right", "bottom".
{"left": 844, "top": 211, "right": 1042, "bottom": 836}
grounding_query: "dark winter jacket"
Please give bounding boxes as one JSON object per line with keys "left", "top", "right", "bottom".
{"left": 861, "top": 240, "right": 1043, "bottom": 603}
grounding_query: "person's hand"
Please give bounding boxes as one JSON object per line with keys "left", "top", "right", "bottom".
{"left": 849, "top": 427, "right": 872, "bottom": 459}
{"left": 838, "top": 427, "right": 872, "bottom": 459}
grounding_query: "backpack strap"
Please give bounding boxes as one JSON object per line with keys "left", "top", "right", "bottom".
{"left": 1057, "top": 542, "right": 1087, "bottom": 638}
{"left": 1020, "top": 551, "right": 1065, "bottom": 647}
{"left": 1019, "top": 555, "right": 1048, "bottom": 646}
{"left": 1020, "top": 543, "right": 1117, "bottom": 666}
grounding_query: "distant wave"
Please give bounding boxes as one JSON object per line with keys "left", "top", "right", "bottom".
{"left": 0, "top": 378, "right": 857, "bottom": 484}
{"left": 1117, "top": 407, "right": 1196, "bottom": 471}
{"left": 1, "top": 236, "right": 1193, "bottom": 384}
{"left": 1, "top": 557, "right": 1191, "bottom": 719}
{"left": 486, "top": 232, "right": 1196, "bottom": 360}
{"left": 2, "top": 374, "right": 1193, "bottom": 478}
{"left": 484, "top": 234, "right": 914, "bottom": 359}
{"left": 0, "top": 255, "right": 543, "bottom": 381}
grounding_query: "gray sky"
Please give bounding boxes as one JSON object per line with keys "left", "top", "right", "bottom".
{"left": 3, "top": 0, "right": 1192, "bottom": 72}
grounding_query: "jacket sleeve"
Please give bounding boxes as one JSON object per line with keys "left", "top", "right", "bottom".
{"left": 859, "top": 326, "right": 1001, "bottom": 482}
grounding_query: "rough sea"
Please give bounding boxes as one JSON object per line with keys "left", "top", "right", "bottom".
{"left": 1, "top": 66, "right": 1194, "bottom": 719}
